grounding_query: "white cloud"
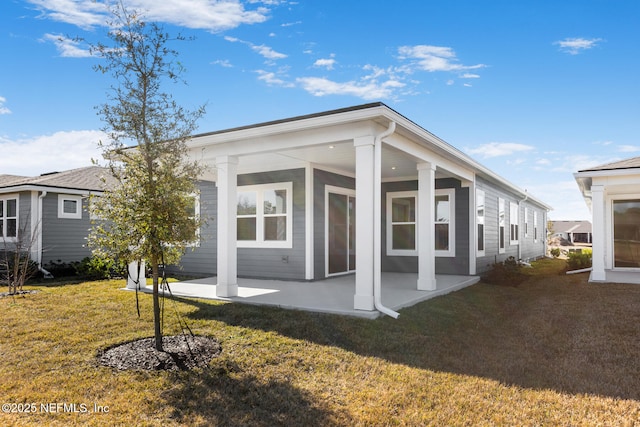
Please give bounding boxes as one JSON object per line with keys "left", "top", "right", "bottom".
{"left": 256, "top": 70, "right": 293, "bottom": 87}
{"left": 224, "top": 36, "right": 286, "bottom": 61}
{"left": 42, "top": 33, "right": 91, "bottom": 57}
{"left": 296, "top": 76, "right": 404, "bottom": 100}
{"left": 618, "top": 145, "right": 640, "bottom": 153}
{"left": 27, "top": 0, "right": 272, "bottom": 32}
{"left": 0, "top": 130, "right": 107, "bottom": 176}
{"left": 461, "top": 73, "right": 480, "bottom": 79}
{"left": 554, "top": 37, "right": 602, "bottom": 55}
{"left": 398, "top": 45, "right": 486, "bottom": 73}
{"left": 467, "top": 142, "right": 535, "bottom": 158}
{"left": 313, "top": 57, "right": 336, "bottom": 70}
{"left": 0, "top": 96, "right": 11, "bottom": 115}
{"left": 211, "top": 59, "right": 233, "bottom": 68}
{"left": 251, "top": 44, "right": 287, "bottom": 60}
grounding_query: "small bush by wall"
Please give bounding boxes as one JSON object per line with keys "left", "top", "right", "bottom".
{"left": 567, "top": 249, "right": 592, "bottom": 271}
{"left": 482, "top": 256, "right": 527, "bottom": 286}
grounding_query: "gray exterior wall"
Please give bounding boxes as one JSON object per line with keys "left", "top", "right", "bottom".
{"left": 237, "top": 169, "right": 306, "bottom": 280}
{"left": 167, "top": 180, "right": 217, "bottom": 277}
{"left": 381, "top": 178, "right": 470, "bottom": 275}
{"left": 475, "top": 176, "right": 547, "bottom": 274}
{"left": 41, "top": 192, "right": 93, "bottom": 265}
{"left": 312, "top": 168, "right": 355, "bottom": 280}
{"left": 169, "top": 169, "right": 307, "bottom": 280}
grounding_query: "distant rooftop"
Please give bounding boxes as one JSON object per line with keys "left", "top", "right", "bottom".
{"left": 551, "top": 220, "right": 592, "bottom": 234}
{"left": 578, "top": 156, "right": 640, "bottom": 172}
{"left": 0, "top": 166, "right": 116, "bottom": 192}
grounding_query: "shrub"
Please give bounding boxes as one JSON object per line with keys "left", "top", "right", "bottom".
{"left": 43, "top": 260, "right": 77, "bottom": 278}
{"left": 482, "top": 256, "right": 527, "bottom": 286}
{"left": 74, "top": 255, "right": 128, "bottom": 280}
{"left": 567, "top": 249, "right": 592, "bottom": 270}
{"left": 550, "top": 248, "right": 561, "bottom": 258}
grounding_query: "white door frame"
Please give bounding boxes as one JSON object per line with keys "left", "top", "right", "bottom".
{"left": 325, "top": 185, "right": 356, "bottom": 277}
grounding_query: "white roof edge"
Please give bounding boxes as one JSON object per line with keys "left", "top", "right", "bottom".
{"left": 0, "top": 185, "right": 102, "bottom": 195}
{"left": 382, "top": 108, "right": 553, "bottom": 211}
{"left": 189, "top": 103, "right": 552, "bottom": 211}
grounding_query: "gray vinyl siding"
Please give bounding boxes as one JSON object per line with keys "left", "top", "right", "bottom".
{"left": 166, "top": 181, "right": 217, "bottom": 277}
{"left": 168, "top": 170, "right": 307, "bottom": 280}
{"left": 381, "top": 178, "right": 470, "bottom": 275}
{"left": 475, "top": 177, "right": 547, "bottom": 274}
{"left": 435, "top": 179, "right": 470, "bottom": 275}
{"left": 237, "top": 169, "right": 306, "bottom": 280}
{"left": 313, "top": 169, "right": 355, "bottom": 280}
{"left": 41, "top": 192, "right": 92, "bottom": 265}
{"left": 1, "top": 191, "right": 32, "bottom": 253}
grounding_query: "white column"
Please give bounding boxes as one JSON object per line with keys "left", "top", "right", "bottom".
{"left": 417, "top": 162, "right": 437, "bottom": 290}
{"left": 353, "top": 136, "right": 375, "bottom": 311}
{"left": 216, "top": 155, "right": 239, "bottom": 297}
{"left": 467, "top": 181, "right": 477, "bottom": 275}
{"left": 590, "top": 185, "right": 606, "bottom": 281}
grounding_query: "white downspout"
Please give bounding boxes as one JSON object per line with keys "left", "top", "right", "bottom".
{"left": 373, "top": 121, "right": 399, "bottom": 319}
{"left": 517, "top": 190, "right": 528, "bottom": 262}
{"left": 37, "top": 191, "right": 53, "bottom": 278}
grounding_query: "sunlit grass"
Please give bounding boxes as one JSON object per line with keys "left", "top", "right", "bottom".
{"left": 1, "top": 258, "right": 639, "bottom": 425}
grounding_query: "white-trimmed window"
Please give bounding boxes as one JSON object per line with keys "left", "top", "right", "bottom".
{"left": 435, "top": 188, "right": 455, "bottom": 257}
{"left": 534, "top": 211, "right": 538, "bottom": 242}
{"left": 0, "top": 195, "right": 18, "bottom": 241}
{"left": 237, "top": 182, "right": 293, "bottom": 248}
{"left": 58, "top": 194, "right": 83, "bottom": 219}
{"left": 387, "top": 191, "right": 417, "bottom": 256}
{"left": 476, "top": 189, "right": 485, "bottom": 256}
{"left": 499, "top": 198, "right": 506, "bottom": 253}
{"left": 510, "top": 202, "right": 519, "bottom": 245}
{"left": 185, "top": 193, "right": 201, "bottom": 247}
{"left": 524, "top": 207, "right": 529, "bottom": 238}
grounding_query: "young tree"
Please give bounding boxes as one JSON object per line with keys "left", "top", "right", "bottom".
{"left": 88, "top": 4, "right": 205, "bottom": 351}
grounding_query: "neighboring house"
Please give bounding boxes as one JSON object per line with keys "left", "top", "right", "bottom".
{"left": 575, "top": 156, "right": 640, "bottom": 284}
{"left": 550, "top": 220, "right": 592, "bottom": 244}
{"left": 170, "top": 102, "right": 551, "bottom": 313}
{"left": 0, "top": 166, "right": 113, "bottom": 271}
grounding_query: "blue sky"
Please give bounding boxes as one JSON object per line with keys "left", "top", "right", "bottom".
{"left": 1, "top": 0, "right": 639, "bottom": 220}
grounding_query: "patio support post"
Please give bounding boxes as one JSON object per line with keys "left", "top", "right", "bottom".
{"left": 353, "top": 136, "right": 375, "bottom": 311}
{"left": 417, "top": 162, "right": 437, "bottom": 290}
{"left": 216, "top": 155, "right": 239, "bottom": 297}
{"left": 590, "top": 184, "right": 606, "bottom": 281}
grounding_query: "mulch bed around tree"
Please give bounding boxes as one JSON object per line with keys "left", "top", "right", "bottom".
{"left": 97, "top": 335, "right": 222, "bottom": 371}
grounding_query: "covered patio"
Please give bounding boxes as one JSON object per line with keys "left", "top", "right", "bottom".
{"left": 139, "top": 273, "right": 480, "bottom": 319}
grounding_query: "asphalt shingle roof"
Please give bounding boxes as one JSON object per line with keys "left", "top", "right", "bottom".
{"left": 0, "top": 166, "right": 116, "bottom": 192}
{"left": 579, "top": 156, "right": 640, "bottom": 172}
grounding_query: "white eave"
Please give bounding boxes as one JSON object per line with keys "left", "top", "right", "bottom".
{"left": 188, "top": 103, "right": 552, "bottom": 212}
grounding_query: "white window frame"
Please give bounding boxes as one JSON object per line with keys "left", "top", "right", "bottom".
{"left": 435, "top": 188, "right": 456, "bottom": 257}
{"left": 476, "top": 189, "right": 485, "bottom": 257}
{"left": 58, "top": 194, "right": 83, "bottom": 219}
{"left": 498, "top": 198, "right": 506, "bottom": 254}
{"left": 237, "top": 182, "right": 293, "bottom": 249}
{"left": 524, "top": 207, "right": 529, "bottom": 238}
{"left": 185, "top": 192, "right": 201, "bottom": 248}
{"left": 510, "top": 202, "right": 519, "bottom": 245}
{"left": 533, "top": 211, "right": 538, "bottom": 242}
{"left": 0, "top": 194, "right": 19, "bottom": 242}
{"left": 386, "top": 191, "right": 418, "bottom": 256}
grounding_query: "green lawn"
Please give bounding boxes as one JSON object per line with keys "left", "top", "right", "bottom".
{"left": 1, "top": 258, "right": 639, "bottom": 426}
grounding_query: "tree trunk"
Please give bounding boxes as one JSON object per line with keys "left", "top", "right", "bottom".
{"left": 151, "top": 261, "right": 163, "bottom": 352}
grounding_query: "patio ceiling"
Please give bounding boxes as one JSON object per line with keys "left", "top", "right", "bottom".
{"left": 232, "top": 141, "right": 454, "bottom": 180}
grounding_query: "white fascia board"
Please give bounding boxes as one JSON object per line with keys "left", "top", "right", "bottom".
{"left": 0, "top": 185, "right": 100, "bottom": 196}
{"left": 387, "top": 110, "right": 553, "bottom": 211}
{"left": 188, "top": 105, "right": 388, "bottom": 150}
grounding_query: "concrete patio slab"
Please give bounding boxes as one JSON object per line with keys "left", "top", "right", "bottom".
{"left": 134, "top": 273, "right": 480, "bottom": 318}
